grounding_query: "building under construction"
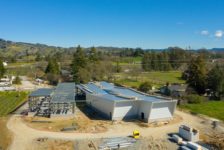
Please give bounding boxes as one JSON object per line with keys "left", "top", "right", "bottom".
{"left": 77, "top": 81, "right": 177, "bottom": 123}
{"left": 28, "top": 83, "right": 76, "bottom": 117}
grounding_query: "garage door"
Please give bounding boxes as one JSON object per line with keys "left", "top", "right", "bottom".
{"left": 149, "top": 107, "right": 172, "bottom": 120}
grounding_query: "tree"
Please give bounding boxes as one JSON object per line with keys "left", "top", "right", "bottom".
{"left": 115, "top": 61, "right": 122, "bottom": 73}
{"left": 45, "top": 59, "right": 60, "bottom": 85}
{"left": 151, "top": 52, "right": 159, "bottom": 70}
{"left": 185, "top": 56, "right": 207, "bottom": 94}
{"left": 161, "top": 52, "right": 172, "bottom": 71}
{"left": 168, "top": 47, "right": 187, "bottom": 69}
{"left": 207, "top": 65, "right": 224, "bottom": 99}
{"left": 142, "top": 53, "right": 152, "bottom": 71}
{"left": 71, "top": 45, "right": 88, "bottom": 83}
{"left": 76, "top": 67, "right": 91, "bottom": 83}
{"left": 45, "top": 59, "right": 60, "bottom": 74}
{"left": 0, "top": 59, "right": 5, "bottom": 78}
{"left": 89, "top": 47, "right": 99, "bottom": 62}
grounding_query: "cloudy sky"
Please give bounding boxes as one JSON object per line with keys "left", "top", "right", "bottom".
{"left": 0, "top": 0, "right": 223, "bottom": 49}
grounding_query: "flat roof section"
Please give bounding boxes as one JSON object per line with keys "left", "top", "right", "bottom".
{"left": 51, "top": 83, "right": 76, "bottom": 103}
{"left": 29, "top": 88, "right": 53, "bottom": 97}
{"left": 80, "top": 82, "right": 169, "bottom": 102}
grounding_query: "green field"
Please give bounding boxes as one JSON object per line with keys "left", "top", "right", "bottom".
{"left": 0, "top": 91, "right": 29, "bottom": 116}
{"left": 179, "top": 101, "right": 224, "bottom": 121}
{"left": 115, "top": 71, "right": 185, "bottom": 88}
{"left": 112, "top": 56, "right": 142, "bottom": 65}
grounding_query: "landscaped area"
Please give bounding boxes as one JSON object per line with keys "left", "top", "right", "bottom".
{"left": 0, "top": 91, "right": 29, "bottom": 116}
{"left": 115, "top": 71, "right": 185, "bottom": 88}
{"left": 179, "top": 101, "right": 224, "bottom": 121}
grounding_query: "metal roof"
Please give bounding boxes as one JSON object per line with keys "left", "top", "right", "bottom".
{"left": 51, "top": 83, "right": 75, "bottom": 103}
{"left": 79, "top": 82, "right": 167, "bottom": 102}
{"left": 29, "top": 88, "right": 53, "bottom": 97}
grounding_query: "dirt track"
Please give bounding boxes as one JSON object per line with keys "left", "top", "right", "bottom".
{"left": 7, "top": 108, "right": 224, "bottom": 150}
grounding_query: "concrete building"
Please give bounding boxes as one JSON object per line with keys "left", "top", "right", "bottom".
{"left": 28, "top": 83, "right": 76, "bottom": 117}
{"left": 77, "top": 81, "right": 177, "bottom": 122}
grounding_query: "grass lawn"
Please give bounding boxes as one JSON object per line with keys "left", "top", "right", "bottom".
{"left": 179, "top": 101, "right": 224, "bottom": 121}
{"left": 0, "top": 91, "right": 29, "bottom": 116}
{"left": 115, "top": 71, "right": 185, "bottom": 88}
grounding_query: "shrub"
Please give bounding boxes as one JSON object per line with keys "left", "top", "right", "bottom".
{"left": 183, "top": 94, "right": 206, "bottom": 104}
{"left": 139, "top": 81, "right": 152, "bottom": 93}
{"left": 13, "top": 76, "right": 21, "bottom": 85}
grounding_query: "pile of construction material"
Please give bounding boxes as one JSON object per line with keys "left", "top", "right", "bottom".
{"left": 98, "top": 137, "right": 136, "bottom": 150}
{"left": 171, "top": 125, "right": 208, "bottom": 150}
{"left": 204, "top": 132, "right": 224, "bottom": 149}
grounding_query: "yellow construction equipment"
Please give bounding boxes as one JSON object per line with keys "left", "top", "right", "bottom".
{"left": 133, "top": 130, "right": 140, "bottom": 139}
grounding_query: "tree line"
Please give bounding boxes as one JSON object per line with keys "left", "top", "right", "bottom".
{"left": 184, "top": 56, "right": 224, "bottom": 100}
{"left": 142, "top": 47, "right": 191, "bottom": 71}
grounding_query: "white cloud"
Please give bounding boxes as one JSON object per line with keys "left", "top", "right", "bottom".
{"left": 215, "top": 30, "right": 223, "bottom": 38}
{"left": 201, "top": 30, "right": 209, "bottom": 36}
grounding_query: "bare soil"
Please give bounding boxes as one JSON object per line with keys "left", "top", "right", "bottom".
{"left": 0, "top": 117, "right": 12, "bottom": 150}
{"left": 7, "top": 102, "right": 224, "bottom": 150}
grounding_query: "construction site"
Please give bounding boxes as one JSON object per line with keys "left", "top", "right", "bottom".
{"left": 7, "top": 81, "right": 218, "bottom": 150}
{"left": 16, "top": 106, "right": 224, "bottom": 150}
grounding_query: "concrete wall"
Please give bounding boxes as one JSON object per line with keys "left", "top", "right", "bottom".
{"left": 148, "top": 100, "right": 177, "bottom": 122}
{"left": 113, "top": 100, "right": 139, "bottom": 120}
{"left": 85, "top": 93, "right": 177, "bottom": 122}
{"left": 138, "top": 100, "right": 153, "bottom": 122}
{"left": 86, "top": 93, "right": 114, "bottom": 119}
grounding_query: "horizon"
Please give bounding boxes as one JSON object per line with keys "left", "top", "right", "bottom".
{"left": 1, "top": 37, "right": 224, "bottom": 50}
{"left": 0, "top": 0, "right": 224, "bottom": 49}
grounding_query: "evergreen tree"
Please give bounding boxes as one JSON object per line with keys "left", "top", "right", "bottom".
{"left": 45, "top": 59, "right": 60, "bottom": 74}
{"left": 71, "top": 45, "right": 88, "bottom": 83}
{"left": 89, "top": 47, "right": 99, "bottom": 62}
{"left": 185, "top": 56, "right": 207, "bottom": 94}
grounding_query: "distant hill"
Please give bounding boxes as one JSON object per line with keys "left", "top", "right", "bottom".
{"left": 210, "top": 48, "right": 224, "bottom": 52}
{"left": 1, "top": 38, "right": 224, "bottom": 59}
{"left": 0, "top": 38, "right": 162, "bottom": 58}
{"left": 0, "top": 38, "right": 67, "bottom": 58}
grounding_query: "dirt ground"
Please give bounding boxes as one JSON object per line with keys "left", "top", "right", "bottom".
{"left": 30, "top": 136, "right": 177, "bottom": 150}
{"left": 16, "top": 76, "right": 51, "bottom": 91}
{"left": 23, "top": 107, "right": 110, "bottom": 133}
{"left": 6, "top": 102, "right": 224, "bottom": 150}
{"left": 23, "top": 105, "right": 183, "bottom": 133}
{"left": 0, "top": 117, "right": 12, "bottom": 150}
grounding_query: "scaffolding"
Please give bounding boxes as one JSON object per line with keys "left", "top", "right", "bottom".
{"left": 28, "top": 83, "right": 76, "bottom": 117}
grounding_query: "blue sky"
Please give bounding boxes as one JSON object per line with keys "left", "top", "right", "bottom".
{"left": 0, "top": 0, "right": 224, "bottom": 49}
